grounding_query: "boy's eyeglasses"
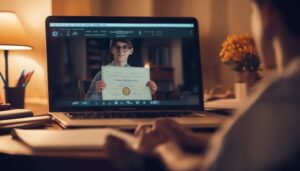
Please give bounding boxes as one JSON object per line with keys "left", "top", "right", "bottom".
{"left": 113, "top": 45, "right": 132, "bottom": 52}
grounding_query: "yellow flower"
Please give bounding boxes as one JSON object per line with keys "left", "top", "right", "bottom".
{"left": 220, "top": 34, "right": 260, "bottom": 72}
{"left": 220, "top": 34, "right": 258, "bottom": 63}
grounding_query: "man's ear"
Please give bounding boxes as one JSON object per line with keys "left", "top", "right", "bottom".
{"left": 261, "top": 1, "right": 279, "bottom": 69}
{"left": 261, "top": 1, "right": 278, "bottom": 32}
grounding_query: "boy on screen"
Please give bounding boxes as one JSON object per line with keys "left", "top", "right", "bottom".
{"left": 85, "top": 39, "right": 158, "bottom": 101}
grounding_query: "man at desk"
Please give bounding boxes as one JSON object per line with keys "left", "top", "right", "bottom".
{"left": 106, "top": 0, "right": 300, "bottom": 170}
{"left": 85, "top": 39, "right": 158, "bottom": 101}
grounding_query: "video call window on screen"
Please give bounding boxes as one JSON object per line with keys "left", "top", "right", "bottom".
{"left": 48, "top": 23, "right": 200, "bottom": 107}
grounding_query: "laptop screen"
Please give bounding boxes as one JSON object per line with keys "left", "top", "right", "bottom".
{"left": 46, "top": 17, "right": 203, "bottom": 111}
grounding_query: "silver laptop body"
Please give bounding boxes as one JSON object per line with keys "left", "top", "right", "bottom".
{"left": 46, "top": 16, "right": 225, "bottom": 129}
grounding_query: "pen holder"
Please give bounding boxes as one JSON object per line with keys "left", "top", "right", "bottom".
{"left": 4, "top": 87, "right": 25, "bottom": 109}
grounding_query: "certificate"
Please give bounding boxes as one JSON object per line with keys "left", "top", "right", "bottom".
{"left": 102, "top": 66, "right": 152, "bottom": 100}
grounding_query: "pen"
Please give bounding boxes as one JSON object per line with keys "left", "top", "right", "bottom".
{"left": 22, "top": 70, "right": 34, "bottom": 88}
{"left": 21, "top": 72, "right": 30, "bottom": 86}
{"left": 20, "top": 70, "right": 31, "bottom": 87}
{"left": 0, "top": 72, "right": 6, "bottom": 86}
{"left": 16, "top": 69, "right": 25, "bottom": 87}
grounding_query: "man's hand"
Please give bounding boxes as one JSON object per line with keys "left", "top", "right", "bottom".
{"left": 96, "top": 80, "right": 106, "bottom": 94}
{"left": 135, "top": 119, "right": 210, "bottom": 154}
{"left": 105, "top": 136, "right": 167, "bottom": 171}
{"left": 104, "top": 119, "right": 210, "bottom": 171}
{"left": 146, "top": 80, "right": 158, "bottom": 95}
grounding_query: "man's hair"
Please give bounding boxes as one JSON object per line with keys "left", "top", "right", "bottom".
{"left": 109, "top": 39, "right": 133, "bottom": 48}
{"left": 256, "top": 0, "right": 300, "bottom": 36}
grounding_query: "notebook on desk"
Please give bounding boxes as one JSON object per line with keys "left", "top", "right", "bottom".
{"left": 45, "top": 16, "right": 225, "bottom": 129}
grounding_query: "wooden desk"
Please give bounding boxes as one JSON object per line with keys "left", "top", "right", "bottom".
{"left": 0, "top": 135, "right": 116, "bottom": 171}
{"left": 25, "top": 103, "right": 49, "bottom": 116}
{"left": 0, "top": 128, "right": 214, "bottom": 171}
{"left": 1, "top": 103, "right": 113, "bottom": 157}
{"left": 0, "top": 103, "right": 227, "bottom": 171}
{"left": 0, "top": 103, "right": 116, "bottom": 170}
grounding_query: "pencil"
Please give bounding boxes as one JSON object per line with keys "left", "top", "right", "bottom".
{"left": 22, "top": 70, "right": 34, "bottom": 87}
{"left": 16, "top": 69, "right": 25, "bottom": 87}
{"left": 0, "top": 72, "right": 6, "bottom": 86}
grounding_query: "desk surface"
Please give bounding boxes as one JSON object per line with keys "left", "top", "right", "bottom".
{"left": 0, "top": 102, "right": 231, "bottom": 170}
{"left": 0, "top": 134, "right": 108, "bottom": 158}
{"left": 1, "top": 103, "right": 110, "bottom": 158}
{"left": 26, "top": 103, "right": 48, "bottom": 116}
{"left": 0, "top": 131, "right": 211, "bottom": 171}
{"left": 1, "top": 101, "right": 232, "bottom": 157}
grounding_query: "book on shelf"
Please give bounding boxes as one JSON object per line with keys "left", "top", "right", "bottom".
{"left": 148, "top": 46, "right": 171, "bottom": 67}
{"left": 88, "top": 64, "right": 102, "bottom": 69}
{"left": 88, "top": 56, "right": 103, "bottom": 61}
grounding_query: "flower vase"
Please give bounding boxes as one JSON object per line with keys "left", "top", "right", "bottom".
{"left": 235, "top": 71, "right": 261, "bottom": 99}
{"left": 239, "top": 71, "right": 261, "bottom": 85}
{"left": 234, "top": 82, "right": 248, "bottom": 99}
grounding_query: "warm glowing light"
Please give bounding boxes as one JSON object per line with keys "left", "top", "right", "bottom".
{"left": 0, "top": 11, "right": 30, "bottom": 46}
{"left": 0, "top": 45, "right": 32, "bottom": 50}
{"left": 144, "top": 62, "right": 150, "bottom": 68}
{"left": 0, "top": 55, "right": 44, "bottom": 88}
{"left": 0, "top": 11, "right": 33, "bottom": 88}
{"left": 0, "top": 54, "right": 46, "bottom": 104}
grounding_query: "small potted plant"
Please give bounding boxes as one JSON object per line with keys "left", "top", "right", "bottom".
{"left": 220, "top": 34, "right": 261, "bottom": 98}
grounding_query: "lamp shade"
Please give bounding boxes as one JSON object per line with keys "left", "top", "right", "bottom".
{"left": 0, "top": 11, "right": 32, "bottom": 89}
{"left": 0, "top": 11, "right": 32, "bottom": 50}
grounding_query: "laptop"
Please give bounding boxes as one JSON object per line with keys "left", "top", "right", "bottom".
{"left": 46, "top": 16, "right": 225, "bottom": 129}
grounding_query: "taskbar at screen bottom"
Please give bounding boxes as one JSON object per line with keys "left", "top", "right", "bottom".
{"left": 73, "top": 100, "right": 160, "bottom": 106}
{"left": 53, "top": 99, "right": 200, "bottom": 107}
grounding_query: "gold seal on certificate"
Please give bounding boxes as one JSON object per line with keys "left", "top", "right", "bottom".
{"left": 122, "top": 87, "right": 131, "bottom": 96}
{"left": 102, "top": 66, "right": 152, "bottom": 100}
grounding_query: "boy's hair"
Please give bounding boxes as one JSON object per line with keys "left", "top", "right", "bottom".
{"left": 109, "top": 39, "right": 133, "bottom": 48}
{"left": 256, "top": 0, "right": 300, "bottom": 36}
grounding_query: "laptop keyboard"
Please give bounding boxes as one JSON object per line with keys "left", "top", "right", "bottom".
{"left": 66, "top": 111, "right": 204, "bottom": 119}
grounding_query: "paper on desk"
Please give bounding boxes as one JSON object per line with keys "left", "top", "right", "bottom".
{"left": 12, "top": 128, "right": 137, "bottom": 150}
{"left": 205, "top": 99, "right": 246, "bottom": 110}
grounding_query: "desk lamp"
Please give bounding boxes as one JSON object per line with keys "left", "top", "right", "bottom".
{"left": 0, "top": 11, "right": 32, "bottom": 87}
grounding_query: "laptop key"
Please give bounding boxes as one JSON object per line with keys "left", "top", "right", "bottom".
{"left": 66, "top": 111, "right": 196, "bottom": 119}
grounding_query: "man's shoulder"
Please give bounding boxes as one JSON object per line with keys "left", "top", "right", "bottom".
{"left": 267, "top": 62, "right": 300, "bottom": 95}
{"left": 240, "top": 62, "right": 300, "bottom": 116}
